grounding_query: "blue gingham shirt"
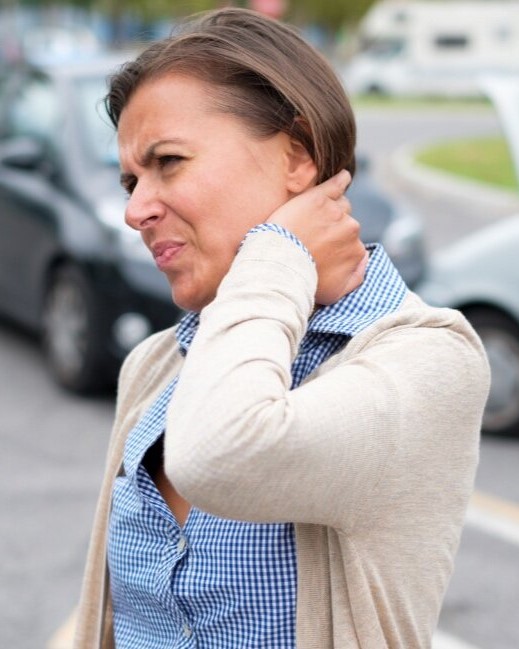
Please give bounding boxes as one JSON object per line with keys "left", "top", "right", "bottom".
{"left": 108, "top": 227, "right": 407, "bottom": 649}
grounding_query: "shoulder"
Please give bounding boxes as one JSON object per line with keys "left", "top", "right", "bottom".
{"left": 346, "top": 290, "right": 490, "bottom": 419}
{"left": 395, "top": 291, "right": 489, "bottom": 370}
{"left": 324, "top": 290, "right": 490, "bottom": 415}
{"left": 353, "top": 290, "right": 488, "bottom": 356}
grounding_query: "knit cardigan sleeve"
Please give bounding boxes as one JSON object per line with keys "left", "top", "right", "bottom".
{"left": 164, "top": 230, "right": 490, "bottom": 529}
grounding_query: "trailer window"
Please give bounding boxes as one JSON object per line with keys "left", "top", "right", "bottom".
{"left": 392, "top": 10, "right": 408, "bottom": 23}
{"left": 359, "top": 37, "right": 405, "bottom": 59}
{"left": 434, "top": 34, "right": 470, "bottom": 49}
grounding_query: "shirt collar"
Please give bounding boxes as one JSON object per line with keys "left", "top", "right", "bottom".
{"left": 175, "top": 244, "right": 407, "bottom": 353}
{"left": 176, "top": 310, "right": 200, "bottom": 355}
{"left": 308, "top": 244, "right": 407, "bottom": 338}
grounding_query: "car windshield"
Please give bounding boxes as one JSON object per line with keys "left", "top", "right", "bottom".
{"left": 75, "top": 75, "right": 119, "bottom": 166}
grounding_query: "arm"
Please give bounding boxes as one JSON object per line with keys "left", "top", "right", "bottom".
{"left": 164, "top": 229, "right": 488, "bottom": 528}
{"left": 163, "top": 175, "right": 489, "bottom": 529}
{"left": 164, "top": 229, "right": 391, "bottom": 526}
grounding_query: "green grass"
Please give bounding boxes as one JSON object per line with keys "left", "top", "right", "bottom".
{"left": 415, "top": 136, "right": 518, "bottom": 191}
{"left": 351, "top": 94, "right": 492, "bottom": 111}
{"left": 347, "top": 93, "right": 516, "bottom": 190}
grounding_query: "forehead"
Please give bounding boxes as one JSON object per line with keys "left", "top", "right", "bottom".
{"left": 117, "top": 75, "right": 216, "bottom": 165}
{"left": 117, "top": 72, "right": 254, "bottom": 155}
{"left": 120, "top": 73, "right": 217, "bottom": 128}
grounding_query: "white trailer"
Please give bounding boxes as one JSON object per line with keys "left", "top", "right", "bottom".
{"left": 342, "top": 0, "right": 519, "bottom": 97}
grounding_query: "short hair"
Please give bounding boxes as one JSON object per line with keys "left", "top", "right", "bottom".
{"left": 105, "top": 7, "right": 356, "bottom": 182}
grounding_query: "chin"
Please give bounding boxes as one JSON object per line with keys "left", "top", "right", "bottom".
{"left": 171, "top": 288, "right": 209, "bottom": 313}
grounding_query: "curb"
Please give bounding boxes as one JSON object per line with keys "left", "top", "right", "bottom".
{"left": 391, "top": 142, "right": 519, "bottom": 213}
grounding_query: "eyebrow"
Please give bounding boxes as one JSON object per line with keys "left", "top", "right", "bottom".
{"left": 119, "top": 138, "right": 187, "bottom": 188}
{"left": 120, "top": 171, "right": 135, "bottom": 191}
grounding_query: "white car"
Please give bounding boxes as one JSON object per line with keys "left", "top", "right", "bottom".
{"left": 417, "top": 215, "right": 519, "bottom": 436}
{"left": 416, "top": 77, "right": 519, "bottom": 436}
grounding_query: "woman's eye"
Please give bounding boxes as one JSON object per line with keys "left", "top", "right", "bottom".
{"left": 158, "top": 155, "right": 183, "bottom": 169}
{"left": 122, "top": 179, "right": 136, "bottom": 197}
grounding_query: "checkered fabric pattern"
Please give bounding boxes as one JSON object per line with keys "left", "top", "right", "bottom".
{"left": 108, "top": 227, "right": 407, "bottom": 648}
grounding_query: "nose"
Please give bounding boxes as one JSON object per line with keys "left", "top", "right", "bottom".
{"left": 125, "top": 181, "right": 166, "bottom": 231}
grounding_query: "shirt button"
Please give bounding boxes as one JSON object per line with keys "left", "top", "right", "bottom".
{"left": 177, "top": 535, "right": 187, "bottom": 553}
{"left": 182, "top": 623, "right": 192, "bottom": 638}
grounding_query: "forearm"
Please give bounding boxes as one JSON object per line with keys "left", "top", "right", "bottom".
{"left": 164, "top": 230, "right": 317, "bottom": 519}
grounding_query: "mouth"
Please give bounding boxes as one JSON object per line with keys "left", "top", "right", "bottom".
{"left": 151, "top": 240, "right": 186, "bottom": 270}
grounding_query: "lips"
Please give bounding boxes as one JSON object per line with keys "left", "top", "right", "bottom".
{"left": 151, "top": 240, "right": 185, "bottom": 270}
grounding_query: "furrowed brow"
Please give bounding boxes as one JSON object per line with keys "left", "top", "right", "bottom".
{"left": 119, "top": 139, "right": 186, "bottom": 190}
{"left": 143, "top": 139, "right": 187, "bottom": 164}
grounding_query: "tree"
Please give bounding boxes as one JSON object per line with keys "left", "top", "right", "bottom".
{"left": 286, "top": 0, "right": 376, "bottom": 31}
{"left": 10, "top": 0, "right": 375, "bottom": 47}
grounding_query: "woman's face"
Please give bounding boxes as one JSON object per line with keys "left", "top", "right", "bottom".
{"left": 118, "top": 73, "right": 304, "bottom": 312}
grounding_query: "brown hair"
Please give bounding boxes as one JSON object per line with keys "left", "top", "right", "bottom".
{"left": 105, "top": 8, "right": 356, "bottom": 182}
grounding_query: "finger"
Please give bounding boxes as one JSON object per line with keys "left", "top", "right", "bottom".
{"left": 337, "top": 195, "right": 352, "bottom": 215}
{"left": 344, "top": 249, "right": 369, "bottom": 294}
{"left": 317, "top": 169, "right": 351, "bottom": 200}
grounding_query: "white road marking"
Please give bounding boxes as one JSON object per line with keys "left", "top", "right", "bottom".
{"left": 433, "top": 629, "right": 481, "bottom": 649}
{"left": 47, "top": 610, "right": 76, "bottom": 649}
{"left": 467, "top": 491, "right": 519, "bottom": 546}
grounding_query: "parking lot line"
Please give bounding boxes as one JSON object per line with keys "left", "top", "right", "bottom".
{"left": 467, "top": 490, "right": 519, "bottom": 546}
{"left": 433, "top": 629, "right": 481, "bottom": 649}
{"left": 47, "top": 610, "right": 76, "bottom": 649}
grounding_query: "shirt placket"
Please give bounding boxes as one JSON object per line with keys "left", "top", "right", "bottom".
{"left": 119, "top": 376, "right": 197, "bottom": 644}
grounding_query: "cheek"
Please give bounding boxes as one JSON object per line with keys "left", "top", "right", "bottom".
{"left": 183, "top": 160, "right": 289, "bottom": 253}
{"left": 205, "top": 149, "right": 287, "bottom": 214}
{"left": 205, "top": 184, "right": 288, "bottom": 239}
{"left": 197, "top": 227, "right": 242, "bottom": 268}
{"left": 191, "top": 185, "right": 252, "bottom": 248}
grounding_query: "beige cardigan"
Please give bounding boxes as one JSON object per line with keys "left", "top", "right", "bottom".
{"left": 74, "top": 232, "right": 490, "bottom": 648}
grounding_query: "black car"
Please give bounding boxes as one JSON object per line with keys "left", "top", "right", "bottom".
{"left": 0, "top": 55, "right": 426, "bottom": 393}
{"left": 0, "top": 54, "right": 184, "bottom": 392}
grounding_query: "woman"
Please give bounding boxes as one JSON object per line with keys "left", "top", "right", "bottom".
{"left": 74, "top": 8, "right": 489, "bottom": 649}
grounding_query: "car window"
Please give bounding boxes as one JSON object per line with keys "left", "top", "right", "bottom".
{"left": 75, "top": 76, "right": 119, "bottom": 167}
{"left": 4, "top": 73, "right": 59, "bottom": 147}
{"left": 0, "top": 69, "right": 7, "bottom": 99}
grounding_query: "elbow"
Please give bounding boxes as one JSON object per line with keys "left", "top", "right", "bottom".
{"left": 163, "top": 400, "right": 292, "bottom": 518}
{"left": 163, "top": 429, "right": 212, "bottom": 508}
{"left": 163, "top": 440, "right": 247, "bottom": 519}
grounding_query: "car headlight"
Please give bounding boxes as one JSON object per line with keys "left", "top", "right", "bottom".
{"left": 97, "top": 196, "right": 154, "bottom": 264}
{"left": 117, "top": 227, "right": 155, "bottom": 264}
{"left": 382, "top": 206, "right": 424, "bottom": 259}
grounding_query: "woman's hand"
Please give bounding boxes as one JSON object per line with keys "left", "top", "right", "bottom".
{"left": 267, "top": 170, "right": 368, "bottom": 305}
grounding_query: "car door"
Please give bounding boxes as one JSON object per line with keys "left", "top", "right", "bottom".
{"left": 0, "top": 71, "right": 63, "bottom": 326}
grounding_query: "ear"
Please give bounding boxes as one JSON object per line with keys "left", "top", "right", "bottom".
{"left": 284, "top": 136, "right": 318, "bottom": 194}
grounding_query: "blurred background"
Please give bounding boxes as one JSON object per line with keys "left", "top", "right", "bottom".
{"left": 1, "top": 1, "right": 518, "bottom": 648}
